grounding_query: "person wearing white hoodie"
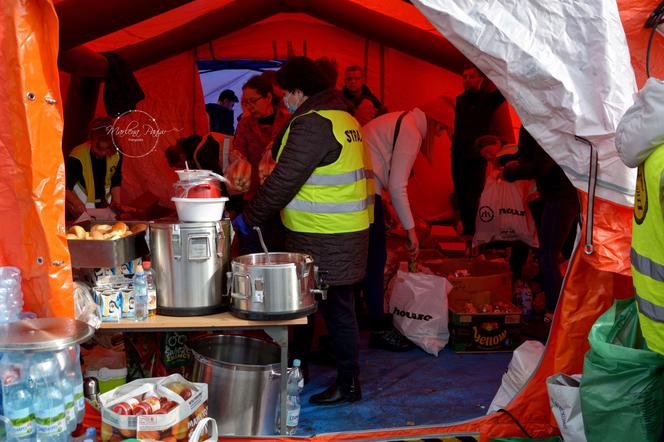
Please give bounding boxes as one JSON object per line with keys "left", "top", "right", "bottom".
{"left": 361, "top": 107, "right": 446, "bottom": 350}
{"left": 616, "top": 77, "right": 664, "bottom": 356}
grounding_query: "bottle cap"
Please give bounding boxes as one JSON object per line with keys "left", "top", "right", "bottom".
{"left": 293, "top": 359, "right": 301, "bottom": 367}
{"left": 142, "top": 261, "right": 151, "bottom": 269}
{"left": 83, "top": 377, "right": 100, "bottom": 397}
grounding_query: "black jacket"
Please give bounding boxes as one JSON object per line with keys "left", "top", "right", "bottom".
{"left": 502, "top": 127, "right": 577, "bottom": 202}
{"left": 451, "top": 89, "right": 505, "bottom": 162}
{"left": 243, "top": 89, "right": 369, "bottom": 285}
{"left": 342, "top": 84, "right": 387, "bottom": 114}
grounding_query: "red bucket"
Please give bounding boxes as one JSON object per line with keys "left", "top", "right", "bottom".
{"left": 173, "top": 179, "right": 221, "bottom": 199}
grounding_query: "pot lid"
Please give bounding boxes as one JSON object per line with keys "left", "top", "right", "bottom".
{"left": 0, "top": 318, "right": 95, "bottom": 351}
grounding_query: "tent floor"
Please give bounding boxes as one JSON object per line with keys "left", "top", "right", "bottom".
{"left": 296, "top": 330, "right": 514, "bottom": 436}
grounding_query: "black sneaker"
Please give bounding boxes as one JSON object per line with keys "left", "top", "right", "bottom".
{"left": 369, "top": 328, "right": 415, "bottom": 352}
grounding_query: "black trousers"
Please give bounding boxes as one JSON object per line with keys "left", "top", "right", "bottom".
{"left": 292, "top": 284, "right": 360, "bottom": 381}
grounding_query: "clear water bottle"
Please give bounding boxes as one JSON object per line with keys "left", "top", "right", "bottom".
{"left": 142, "top": 261, "right": 157, "bottom": 317}
{"left": 133, "top": 265, "right": 148, "bottom": 321}
{"left": 286, "top": 359, "right": 304, "bottom": 435}
{"left": 55, "top": 350, "right": 77, "bottom": 433}
{"left": 0, "top": 267, "right": 23, "bottom": 324}
{"left": 31, "top": 352, "right": 68, "bottom": 442}
{"left": 71, "top": 345, "right": 86, "bottom": 424}
{"left": 1, "top": 352, "right": 34, "bottom": 440}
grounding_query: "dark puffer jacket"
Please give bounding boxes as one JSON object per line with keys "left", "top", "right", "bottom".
{"left": 243, "top": 89, "right": 369, "bottom": 286}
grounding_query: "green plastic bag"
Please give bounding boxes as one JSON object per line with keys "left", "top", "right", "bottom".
{"left": 580, "top": 298, "right": 664, "bottom": 442}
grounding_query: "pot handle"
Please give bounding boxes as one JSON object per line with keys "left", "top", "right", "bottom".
{"left": 228, "top": 272, "right": 252, "bottom": 299}
{"left": 301, "top": 254, "right": 314, "bottom": 278}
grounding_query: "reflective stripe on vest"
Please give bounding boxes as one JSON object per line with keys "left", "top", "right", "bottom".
{"left": 277, "top": 109, "right": 370, "bottom": 234}
{"left": 631, "top": 144, "right": 664, "bottom": 355}
{"left": 69, "top": 142, "right": 120, "bottom": 207}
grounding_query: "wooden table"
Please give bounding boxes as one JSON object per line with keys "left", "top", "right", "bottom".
{"left": 100, "top": 312, "right": 307, "bottom": 435}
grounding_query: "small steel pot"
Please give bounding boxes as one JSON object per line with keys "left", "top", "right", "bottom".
{"left": 228, "top": 252, "right": 318, "bottom": 320}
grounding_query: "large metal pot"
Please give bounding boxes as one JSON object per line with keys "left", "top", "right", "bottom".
{"left": 149, "top": 220, "right": 230, "bottom": 316}
{"left": 229, "top": 252, "right": 318, "bottom": 320}
{"left": 191, "top": 334, "right": 281, "bottom": 436}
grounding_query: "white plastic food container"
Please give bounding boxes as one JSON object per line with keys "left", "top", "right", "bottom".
{"left": 172, "top": 197, "right": 228, "bottom": 222}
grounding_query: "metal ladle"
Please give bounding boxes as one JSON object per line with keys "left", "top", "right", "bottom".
{"left": 253, "top": 226, "right": 271, "bottom": 263}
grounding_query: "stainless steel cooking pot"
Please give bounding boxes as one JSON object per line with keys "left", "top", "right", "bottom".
{"left": 191, "top": 334, "right": 281, "bottom": 436}
{"left": 150, "top": 220, "right": 230, "bottom": 316}
{"left": 228, "top": 252, "right": 320, "bottom": 320}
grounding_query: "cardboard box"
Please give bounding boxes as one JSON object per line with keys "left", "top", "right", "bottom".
{"left": 448, "top": 292, "right": 522, "bottom": 353}
{"left": 422, "top": 258, "right": 513, "bottom": 304}
{"left": 421, "top": 225, "right": 466, "bottom": 250}
{"left": 101, "top": 374, "right": 208, "bottom": 442}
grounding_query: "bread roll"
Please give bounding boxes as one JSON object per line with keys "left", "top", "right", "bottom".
{"left": 111, "top": 222, "right": 128, "bottom": 235}
{"left": 104, "top": 231, "right": 123, "bottom": 241}
{"left": 68, "top": 225, "right": 86, "bottom": 239}
{"left": 130, "top": 223, "right": 147, "bottom": 234}
{"left": 66, "top": 233, "right": 78, "bottom": 240}
{"left": 91, "top": 230, "right": 105, "bottom": 240}
{"left": 91, "top": 224, "right": 112, "bottom": 234}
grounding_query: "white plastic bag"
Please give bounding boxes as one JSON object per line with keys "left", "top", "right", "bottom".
{"left": 488, "top": 340, "right": 545, "bottom": 413}
{"left": 388, "top": 267, "right": 452, "bottom": 356}
{"left": 190, "top": 417, "right": 218, "bottom": 442}
{"left": 473, "top": 176, "right": 539, "bottom": 248}
{"left": 547, "top": 373, "right": 586, "bottom": 442}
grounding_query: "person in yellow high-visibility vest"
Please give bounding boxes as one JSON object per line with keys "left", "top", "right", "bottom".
{"left": 234, "top": 56, "right": 370, "bottom": 405}
{"left": 65, "top": 116, "right": 123, "bottom": 219}
{"left": 616, "top": 77, "right": 664, "bottom": 355}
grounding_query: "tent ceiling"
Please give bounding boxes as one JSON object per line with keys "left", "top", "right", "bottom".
{"left": 56, "top": 0, "right": 467, "bottom": 77}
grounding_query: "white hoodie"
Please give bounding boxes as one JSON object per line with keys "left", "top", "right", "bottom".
{"left": 363, "top": 108, "right": 427, "bottom": 230}
{"left": 616, "top": 77, "right": 664, "bottom": 168}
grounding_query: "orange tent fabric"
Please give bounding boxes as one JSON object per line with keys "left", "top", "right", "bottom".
{"left": 3, "top": 0, "right": 663, "bottom": 439}
{"left": 0, "top": 0, "right": 72, "bottom": 318}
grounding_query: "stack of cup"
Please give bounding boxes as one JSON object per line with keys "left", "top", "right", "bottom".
{"left": 0, "top": 267, "right": 23, "bottom": 324}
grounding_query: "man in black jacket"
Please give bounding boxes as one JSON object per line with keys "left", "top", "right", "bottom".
{"left": 451, "top": 64, "right": 505, "bottom": 235}
{"left": 234, "top": 57, "right": 369, "bottom": 405}
{"left": 342, "top": 65, "right": 386, "bottom": 115}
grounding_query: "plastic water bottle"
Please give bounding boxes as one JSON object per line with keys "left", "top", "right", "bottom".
{"left": 55, "top": 350, "right": 77, "bottom": 433}
{"left": 71, "top": 345, "right": 86, "bottom": 424}
{"left": 1, "top": 352, "right": 34, "bottom": 440}
{"left": 0, "top": 267, "right": 23, "bottom": 324}
{"left": 286, "top": 359, "right": 304, "bottom": 435}
{"left": 31, "top": 352, "right": 68, "bottom": 442}
{"left": 133, "top": 265, "right": 148, "bottom": 321}
{"left": 142, "top": 261, "right": 157, "bottom": 317}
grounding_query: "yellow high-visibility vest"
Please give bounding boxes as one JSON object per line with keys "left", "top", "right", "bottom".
{"left": 69, "top": 142, "right": 120, "bottom": 207}
{"left": 276, "top": 110, "right": 371, "bottom": 233}
{"left": 631, "top": 144, "right": 664, "bottom": 355}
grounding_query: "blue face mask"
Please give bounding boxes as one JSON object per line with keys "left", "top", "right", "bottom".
{"left": 284, "top": 96, "right": 299, "bottom": 114}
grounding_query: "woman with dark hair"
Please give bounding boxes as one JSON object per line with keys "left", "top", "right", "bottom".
{"left": 231, "top": 74, "right": 291, "bottom": 253}
{"left": 233, "top": 75, "right": 291, "bottom": 201}
{"left": 233, "top": 56, "right": 370, "bottom": 405}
